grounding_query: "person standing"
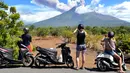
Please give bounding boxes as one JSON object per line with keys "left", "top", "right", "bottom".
{"left": 73, "top": 24, "right": 87, "bottom": 70}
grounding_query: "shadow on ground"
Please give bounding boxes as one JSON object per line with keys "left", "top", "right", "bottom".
{"left": 31, "top": 65, "right": 72, "bottom": 69}
{"left": 31, "top": 65, "right": 118, "bottom": 72}
{"left": 0, "top": 65, "right": 121, "bottom": 73}
{"left": 84, "top": 67, "right": 117, "bottom": 72}
{"left": 0, "top": 65, "right": 21, "bottom": 69}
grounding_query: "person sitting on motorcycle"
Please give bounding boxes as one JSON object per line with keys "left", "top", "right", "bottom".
{"left": 73, "top": 24, "right": 87, "bottom": 70}
{"left": 21, "top": 28, "right": 33, "bottom": 52}
{"left": 101, "top": 31, "right": 124, "bottom": 73}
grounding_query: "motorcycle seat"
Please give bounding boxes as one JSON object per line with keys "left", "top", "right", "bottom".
{"left": 0, "top": 47, "right": 13, "bottom": 53}
{"left": 36, "top": 47, "right": 57, "bottom": 53}
{"left": 41, "top": 48, "right": 57, "bottom": 52}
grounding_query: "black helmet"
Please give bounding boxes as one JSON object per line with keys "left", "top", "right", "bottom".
{"left": 23, "top": 27, "right": 29, "bottom": 33}
{"left": 78, "top": 24, "right": 84, "bottom": 30}
{"left": 108, "top": 31, "right": 114, "bottom": 38}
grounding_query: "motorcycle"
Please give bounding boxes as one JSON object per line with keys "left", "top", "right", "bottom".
{"left": 0, "top": 41, "right": 34, "bottom": 67}
{"left": 34, "top": 42, "right": 74, "bottom": 68}
{"left": 95, "top": 47, "right": 127, "bottom": 71}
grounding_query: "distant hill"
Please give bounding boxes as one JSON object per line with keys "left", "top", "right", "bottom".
{"left": 34, "top": 7, "right": 130, "bottom": 27}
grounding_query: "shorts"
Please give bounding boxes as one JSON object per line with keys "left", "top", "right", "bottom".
{"left": 104, "top": 50, "right": 116, "bottom": 56}
{"left": 76, "top": 44, "right": 87, "bottom": 51}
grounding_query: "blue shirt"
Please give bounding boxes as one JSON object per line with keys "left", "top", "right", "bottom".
{"left": 21, "top": 33, "right": 32, "bottom": 46}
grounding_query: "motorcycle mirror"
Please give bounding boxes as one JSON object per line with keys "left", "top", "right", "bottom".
{"left": 55, "top": 43, "right": 61, "bottom": 45}
{"left": 62, "top": 38, "right": 69, "bottom": 43}
{"left": 56, "top": 44, "right": 61, "bottom": 48}
{"left": 36, "top": 46, "right": 41, "bottom": 51}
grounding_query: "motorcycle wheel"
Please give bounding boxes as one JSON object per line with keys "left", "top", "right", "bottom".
{"left": 66, "top": 57, "right": 74, "bottom": 68}
{"left": 23, "top": 55, "right": 34, "bottom": 67}
{"left": 35, "top": 54, "right": 46, "bottom": 67}
{"left": 97, "top": 59, "right": 108, "bottom": 71}
{"left": 35, "top": 57, "right": 41, "bottom": 67}
{"left": 0, "top": 57, "right": 2, "bottom": 67}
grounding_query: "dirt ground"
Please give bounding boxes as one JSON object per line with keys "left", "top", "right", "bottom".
{"left": 32, "top": 36, "right": 130, "bottom": 70}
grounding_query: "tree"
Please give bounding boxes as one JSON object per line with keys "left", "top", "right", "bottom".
{"left": 91, "top": 26, "right": 100, "bottom": 35}
{"left": 0, "top": 1, "right": 24, "bottom": 59}
{"left": 10, "top": 7, "right": 16, "bottom": 14}
{"left": 116, "top": 34, "right": 130, "bottom": 54}
{"left": 0, "top": 10, "right": 8, "bottom": 20}
{"left": 61, "top": 30, "right": 73, "bottom": 42}
{"left": 29, "top": 25, "right": 35, "bottom": 31}
{"left": 36, "top": 27, "right": 50, "bottom": 37}
{"left": 0, "top": 1, "right": 8, "bottom": 10}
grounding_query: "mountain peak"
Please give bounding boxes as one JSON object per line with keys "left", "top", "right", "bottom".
{"left": 34, "top": 8, "right": 130, "bottom": 27}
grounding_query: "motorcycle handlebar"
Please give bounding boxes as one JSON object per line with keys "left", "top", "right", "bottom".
{"left": 20, "top": 44, "right": 30, "bottom": 51}
{"left": 56, "top": 42, "right": 68, "bottom": 48}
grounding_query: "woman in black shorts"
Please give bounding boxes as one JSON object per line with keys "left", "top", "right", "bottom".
{"left": 73, "top": 24, "right": 87, "bottom": 70}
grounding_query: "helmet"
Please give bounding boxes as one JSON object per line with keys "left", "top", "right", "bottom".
{"left": 108, "top": 31, "right": 114, "bottom": 38}
{"left": 78, "top": 24, "right": 84, "bottom": 30}
{"left": 23, "top": 27, "right": 29, "bottom": 33}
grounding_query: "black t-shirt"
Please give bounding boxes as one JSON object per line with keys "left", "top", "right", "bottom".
{"left": 77, "top": 31, "right": 85, "bottom": 45}
{"left": 21, "top": 33, "right": 32, "bottom": 46}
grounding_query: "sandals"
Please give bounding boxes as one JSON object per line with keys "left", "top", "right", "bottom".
{"left": 75, "top": 67, "right": 85, "bottom": 70}
{"left": 80, "top": 67, "right": 85, "bottom": 70}
{"left": 75, "top": 67, "right": 79, "bottom": 70}
{"left": 80, "top": 67, "right": 83, "bottom": 69}
{"left": 118, "top": 71, "right": 125, "bottom": 73}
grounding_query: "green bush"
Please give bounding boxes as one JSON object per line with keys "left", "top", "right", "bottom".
{"left": 0, "top": 2, "right": 23, "bottom": 59}
{"left": 29, "top": 26, "right": 130, "bottom": 53}
{"left": 36, "top": 27, "right": 50, "bottom": 37}
{"left": 50, "top": 28, "right": 61, "bottom": 36}
{"left": 61, "top": 30, "right": 73, "bottom": 42}
{"left": 86, "top": 35, "right": 102, "bottom": 51}
{"left": 116, "top": 34, "right": 130, "bottom": 54}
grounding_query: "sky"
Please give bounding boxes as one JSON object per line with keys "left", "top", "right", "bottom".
{"left": 3, "top": 0, "right": 130, "bottom": 24}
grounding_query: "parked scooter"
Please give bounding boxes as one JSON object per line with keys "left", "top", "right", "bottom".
{"left": 34, "top": 42, "right": 74, "bottom": 68}
{"left": 95, "top": 47, "right": 127, "bottom": 71}
{"left": 0, "top": 41, "right": 34, "bottom": 67}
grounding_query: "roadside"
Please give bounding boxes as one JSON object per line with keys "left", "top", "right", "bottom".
{"left": 32, "top": 36, "right": 130, "bottom": 70}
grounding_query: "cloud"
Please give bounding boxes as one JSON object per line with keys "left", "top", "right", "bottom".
{"left": 75, "top": 5, "right": 92, "bottom": 14}
{"left": 75, "top": 0, "right": 102, "bottom": 14}
{"left": 31, "top": 0, "right": 69, "bottom": 12}
{"left": 91, "top": 0, "right": 101, "bottom": 5}
{"left": 74, "top": 0, "right": 130, "bottom": 22}
{"left": 14, "top": 4, "right": 61, "bottom": 24}
{"left": 68, "top": 0, "right": 80, "bottom": 7}
{"left": 16, "top": 0, "right": 86, "bottom": 24}
{"left": 31, "top": 0, "right": 59, "bottom": 8}
{"left": 21, "top": 11, "right": 61, "bottom": 24}
{"left": 31, "top": 0, "right": 85, "bottom": 12}
{"left": 56, "top": 2, "right": 71, "bottom": 11}
{"left": 16, "top": 0, "right": 130, "bottom": 24}
{"left": 95, "top": 1, "right": 130, "bottom": 22}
